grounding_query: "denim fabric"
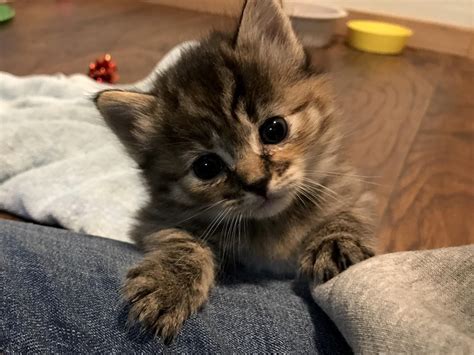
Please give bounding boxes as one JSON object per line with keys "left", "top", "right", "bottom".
{"left": 0, "top": 220, "right": 350, "bottom": 353}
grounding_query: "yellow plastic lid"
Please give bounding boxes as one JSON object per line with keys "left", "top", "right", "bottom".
{"left": 346, "top": 20, "right": 413, "bottom": 54}
{"left": 347, "top": 20, "right": 413, "bottom": 37}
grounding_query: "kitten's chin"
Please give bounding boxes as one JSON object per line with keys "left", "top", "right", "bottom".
{"left": 250, "top": 193, "right": 294, "bottom": 220}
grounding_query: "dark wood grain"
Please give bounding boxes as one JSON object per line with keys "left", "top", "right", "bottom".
{"left": 309, "top": 43, "right": 447, "bottom": 226}
{"left": 0, "top": 0, "right": 235, "bottom": 81}
{"left": 377, "top": 56, "right": 474, "bottom": 252}
{"left": 0, "top": 0, "right": 472, "bottom": 253}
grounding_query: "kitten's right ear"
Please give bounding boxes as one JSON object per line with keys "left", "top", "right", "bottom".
{"left": 235, "top": 0, "right": 304, "bottom": 63}
{"left": 95, "top": 90, "right": 157, "bottom": 163}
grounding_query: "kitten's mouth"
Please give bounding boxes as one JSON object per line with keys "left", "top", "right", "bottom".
{"left": 252, "top": 192, "right": 292, "bottom": 219}
{"left": 259, "top": 195, "right": 283, "bottom": 209}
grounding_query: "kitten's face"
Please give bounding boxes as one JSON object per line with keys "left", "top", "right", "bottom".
{"left": 170, "top": 88, "right": 307, "bottom": 219}
{"left": 96, "top": 0, "right": 338, "bottom": 221}
{"left": 156, "top": 51, "right": 331, "bottom": 220}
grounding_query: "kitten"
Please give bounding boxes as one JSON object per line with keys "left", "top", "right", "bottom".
{"left": 95, "top": 0, "right": 375, "bottom": 344}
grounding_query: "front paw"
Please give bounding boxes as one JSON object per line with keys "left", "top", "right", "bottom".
{"left": 122, "top": 257, "right": 211, "bottom": 344}
{"left": 299, "top": 235, "right": 374, "bottom": 285}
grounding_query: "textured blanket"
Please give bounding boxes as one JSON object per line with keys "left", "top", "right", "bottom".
{"left": 312, "top": 244, "right": 474, "bottom": 353}
{"left": 1, "top": 43, "right": 472, "bottom": 353}
{"left": 0, "top": 42, "right": 197, "bottom": 243}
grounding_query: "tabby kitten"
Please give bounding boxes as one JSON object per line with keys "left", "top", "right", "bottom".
{"left": 96, "top": 0, "right": 374, "bottom": 344}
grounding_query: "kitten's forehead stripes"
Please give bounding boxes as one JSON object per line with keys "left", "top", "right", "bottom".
{"left": 222, "top": 52, "right": 274, "bottom": 125}
{"left": 224, "top": 56, "right": 245, "bottom": 123}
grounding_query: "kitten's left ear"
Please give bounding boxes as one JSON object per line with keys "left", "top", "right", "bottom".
{"left": 95, "top": 90, "right": 157, "bottom": 164}
{"left": 235, "top": 0, "right": 304, "bottom": 62}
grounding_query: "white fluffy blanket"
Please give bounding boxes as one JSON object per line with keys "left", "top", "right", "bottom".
{"left": 0, "top": 42, "right": 197, "bottom": 243}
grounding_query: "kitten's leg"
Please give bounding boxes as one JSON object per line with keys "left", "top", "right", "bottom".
{"left": 123, "top": 228, "right": 215, "bottom": 344}
{"left": 299, "top": 210, "right": 375, "bottom": 285}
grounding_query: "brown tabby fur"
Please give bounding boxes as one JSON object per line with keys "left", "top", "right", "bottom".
{"left": 95, "top": 0, "right": 375, "bottom": 344}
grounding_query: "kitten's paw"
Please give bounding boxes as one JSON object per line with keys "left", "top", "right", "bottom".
{"left": 122, "top": 259, "right": 210, "bottom": 345}
{"left": 299, "top": 235, "right": 374, "bottom": 285}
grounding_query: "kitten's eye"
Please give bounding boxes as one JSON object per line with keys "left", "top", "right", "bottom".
{"left": 192, "top": 154, "right": 224, "bottom": 180}
{"left": 259, "top": 116, "right": 288, "bottom": 144}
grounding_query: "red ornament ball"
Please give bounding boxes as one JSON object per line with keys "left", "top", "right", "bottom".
{"left": 88, "top": 54, "right": 118, "bottom": 84}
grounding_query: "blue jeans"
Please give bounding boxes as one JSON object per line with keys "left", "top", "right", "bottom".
{"left": 1, "top": 220, "right": 349, "bottom": 353}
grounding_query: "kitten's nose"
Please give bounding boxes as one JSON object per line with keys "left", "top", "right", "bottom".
{"left": 242, "top": 177, "right": 268, "bottom": 198}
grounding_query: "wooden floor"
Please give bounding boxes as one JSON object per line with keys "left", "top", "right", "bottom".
{"left": 1, "top": 0, "right": 472, "bottom": 253}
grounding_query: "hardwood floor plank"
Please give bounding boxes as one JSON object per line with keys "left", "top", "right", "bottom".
{"left": 0, "top": 0, "right": 234, "bottom": 82}
{"left": 378, "top": 56, "right": 474, "bottom": 252}
{"left": 309, "top": 43, "right": 447, "bottom": 224}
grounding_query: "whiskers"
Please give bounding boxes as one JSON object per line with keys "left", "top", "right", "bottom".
{"left": 220, "top": 210, "right": 248, "bottom": 270}
{"left": 172, "top": 199, "right": 226, "bottom": 227}
{"left": 306, "top": 169, "right": 385, "bottom": 187}
{"left": 295, "top": 184, "right": 324, "bottom": 209}
{"left": 303, "top": 177, "right": 347, "bottom": 205}
{"left": 295, "top": 168, "right": 384, "bottom": 211}
{"left": 200, "top": 206, "right": 232, "bottom": 244}
{"left": 197, "top": 204, "right": 249, "bottom": 270}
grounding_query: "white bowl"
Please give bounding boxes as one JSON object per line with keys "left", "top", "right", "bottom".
{"left": 285, "top": 3, "right": 347, "bottom": 48}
